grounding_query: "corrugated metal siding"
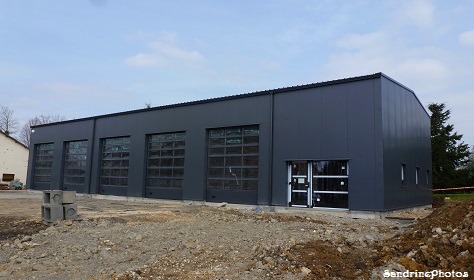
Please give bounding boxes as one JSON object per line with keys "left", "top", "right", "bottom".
{"left": 26, "top": 73, "right": 432, "bottom": 211}
{"left": 381, "top": 77, "right": 432, "bottom": 210}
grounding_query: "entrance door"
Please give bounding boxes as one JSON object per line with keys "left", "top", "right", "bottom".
{"left": 288, "top": 160, "right": 349, "bottom": 209}
{"left": 311, "top": 161, "right": 349, "bottom": 209}
{"left": 288, "top": 161, "right": 311, "bottom": 207}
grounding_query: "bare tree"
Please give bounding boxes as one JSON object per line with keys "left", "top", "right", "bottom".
{"left": 0, "top": 105, "right": 19, "bottom": 135}
{"left": 19, "top": 114, "right": 67, "bottom": 147}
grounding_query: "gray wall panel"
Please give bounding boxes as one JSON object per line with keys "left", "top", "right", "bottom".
{"left": 346, "top": 80, "right": 380, "bottom": 210}
{"left": 27, "top": 73, "right": 432, "bottom": 211}
{"left": 271, "top": 91, "right": 299, "bottom": 205}
{"left": 271, "top": 79, "right": 381, "bottom": 210}
{"left": 29, "top": 95, "right": 272, "bottom": 204}
{"left": 297, "top": 88, "right": 322, "bottom": 159}
{"left": 381, "top": 76, "right": 432, "bottom": 210}
{"left": 321, "top": 84, "right": 348, "bottom": 158}
{"left": 373, "top": 80, "right": 384, "bottom": 210}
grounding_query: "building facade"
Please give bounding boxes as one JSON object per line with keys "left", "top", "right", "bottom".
{"left": 26, "top": 73, "right": 432, "bottom": 211}
{"left": 1, "top": 131, "right": 29, "bottom": 185}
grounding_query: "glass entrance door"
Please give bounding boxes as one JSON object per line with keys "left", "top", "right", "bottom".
{"left": 288, "top": 160, "right": 349, "bottom": 209}
{"left": 312, "top": 161, "right": 349, "bottom": 208}
{"left": 288, "top": 161, "right": 311, "bottom": 207}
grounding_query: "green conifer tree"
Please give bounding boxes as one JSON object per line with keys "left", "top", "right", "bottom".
{"left": 429, "top": 103, "right": 470, "bottom": 189}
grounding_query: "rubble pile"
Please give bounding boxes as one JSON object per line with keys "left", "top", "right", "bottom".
{"left": 377, "top": 198, "right": 474, "bottom": 275}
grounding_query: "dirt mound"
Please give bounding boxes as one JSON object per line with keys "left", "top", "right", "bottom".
{"left": 248, "top": 199, "right": 474, "bottom": 279}
{"left": 222, "top": 208, "right": 329, "bottom": 224}
{"left": 1, "top": 193, "right": 472, "bottom": 279}
{"left": 376, "top": 198, "right": 474, "bottom": 275}
{"left": 253, "top": 240, "right": 374, "bottom": 279}
{"left": 0, "top": 216, "right": 47, "bottom": 240}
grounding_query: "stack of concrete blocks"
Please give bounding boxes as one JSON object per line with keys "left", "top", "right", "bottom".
{"left": 41, "top": 190, "right": 77, "bottom": 224}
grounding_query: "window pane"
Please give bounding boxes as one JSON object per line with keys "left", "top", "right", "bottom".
{"left": 148, "top": 150, "right": 160, "bottom": 158}
{"left": 209, "top": 129, "right": 224, "bottom": 137}
{"left": 224, "top": 179, "right": 240, "bottom": 190}
{"left": 160, "top": 168, "right": 172, "bottom": 177}
{"left": 208, "top": 179, "right": 223, "bottom": 189}
{"left": 173, "top": 158, "right": 185, "bottom": 167}
{"left": 243, "top": 126, "right": 259, "bottom": 135}
{"left": 243, "top": 136, "right": 259, "bottom": 144}
{"left": 209, "top": 147, "right": 224, "bottom": 155}
{"left": 209, "top": 157, "right": 224, "bottom": 167}
{"left": 161, "top": 142, "right": 174, "bottom": 148}
{"left": 314, "top": 178, "right": 348, "bottom": 192}
{"left": 174, "top": 140, "right": 185, "bottom": 148}
{"left": 173, "top": 169, "right": 184, "bottom": 177}
{"left": 313, "top": 193, "right": 348, "bottom": 208}
{"left": 225, "top": 167, "right": 241, "bottom": 178}
{"left": 147, "top": 168, "right": 160, "bottom": 177}
{"left": 148, "top": 159, "right": 160, "bottom": 167}
{"left": 242, "top": 180, "right": 258, "bottom": 190}
{"left": 210, "top": 138, "right": 225, "bottom": 146}
{"left": 243, "top": 146, "right": 259, "bottom": 154}
{"left": 242, "top": 168, "right": 258, "bottom": 179}
{"left": 208, "top": 168, "right": 224, "bottom": 178}
{"left": 225, "top": 156, "right": 242, "bottom": 166}
{"left": 147, "top": 178, "right": 159, "bottom": 186}
{"left": 226, "top": 138, "right": 242, "bottom": 145}
{"left": 160, "top": 158, "right": 173, "bottom": 167}
{"left": 313, "top": 161, "right": 348, "bottom": 176}
{"left": 226, "top": 128, "right": 242, "bottom": 136}
{"left": 243, "top": 156, "right": 258, "bottom": 166}
{"left": 172, "top": 179, "right": 183, "bottom": 188}
{"left": 226, "top": 147, "right": 242, "bottom": 154}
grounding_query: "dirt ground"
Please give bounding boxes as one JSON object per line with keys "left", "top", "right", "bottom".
{"left": 0, "top": 190, "right": 472, "bottom": 279}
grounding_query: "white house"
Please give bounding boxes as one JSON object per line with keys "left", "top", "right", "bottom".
{"left": 0, "top": 131, "right": 29, "bottom": 186}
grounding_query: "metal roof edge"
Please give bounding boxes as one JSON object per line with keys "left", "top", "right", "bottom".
{"left": 32, "top": 72, "right": 385, "bottom": 128}
{"left": 379, "top": 73, "right": 430, "bottom": 117}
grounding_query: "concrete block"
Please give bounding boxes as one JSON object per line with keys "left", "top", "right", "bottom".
{"left": 62, "top": 191, "right": 76, "bottom": 204}
{"left": 43, "top": 190, "right": 63, "bottom": 206}
{"left": 42, "top": 205, "right": 64, "bottom": 222}
{"left": 63, "top": 203, "right": 78, "bottom": 220}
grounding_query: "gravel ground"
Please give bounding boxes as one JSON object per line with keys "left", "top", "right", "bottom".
{"left": 0, "top": 191, "right": 434, "bottom": 279}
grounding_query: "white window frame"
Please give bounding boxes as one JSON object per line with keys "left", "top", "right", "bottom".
{"left": 401, "top": 163, "right": 407, "bottom": 187}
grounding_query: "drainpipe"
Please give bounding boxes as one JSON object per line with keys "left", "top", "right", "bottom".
{"left": 269, "top": 91, "right": 274, "bottom": 206}
{"left": 87, "top": 118, "right": 96, "bottom": 194}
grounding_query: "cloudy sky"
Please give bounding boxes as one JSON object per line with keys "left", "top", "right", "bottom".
{"left": 1, "top": 0, "right": 473, "bottom": 145}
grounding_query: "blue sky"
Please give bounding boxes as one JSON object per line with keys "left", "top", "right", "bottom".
{"left": 1, "top": 0, "right": 473, "bottom": 145}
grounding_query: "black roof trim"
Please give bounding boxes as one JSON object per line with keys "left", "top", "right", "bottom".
{"left": 33, "top": 72, "right": 411, "bottom": 128}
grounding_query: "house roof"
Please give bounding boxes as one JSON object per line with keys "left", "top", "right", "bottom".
{"left": 0, "top": 131, "right": 28, "bottom": 150}
{"left": 32, "top": 72, "right": 422, "bottom": 128}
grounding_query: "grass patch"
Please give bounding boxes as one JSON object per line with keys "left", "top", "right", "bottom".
{"left": 433, "top": 192, "right": 474, "bottom": 201}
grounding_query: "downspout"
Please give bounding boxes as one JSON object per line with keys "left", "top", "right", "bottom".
{"left": 269, "top": 91, "right": 274, "bottom": 206}
{"left": 87, "top": 118, "right": 96, "bottom": 194}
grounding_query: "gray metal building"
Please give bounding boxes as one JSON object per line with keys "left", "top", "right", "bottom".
{"left": 26, "top": 73, "right": 432, "bottom": 211}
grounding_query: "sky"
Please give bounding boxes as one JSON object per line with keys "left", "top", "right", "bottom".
{"left": 1, "top": 0, "right": 473, "bottom": 146}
